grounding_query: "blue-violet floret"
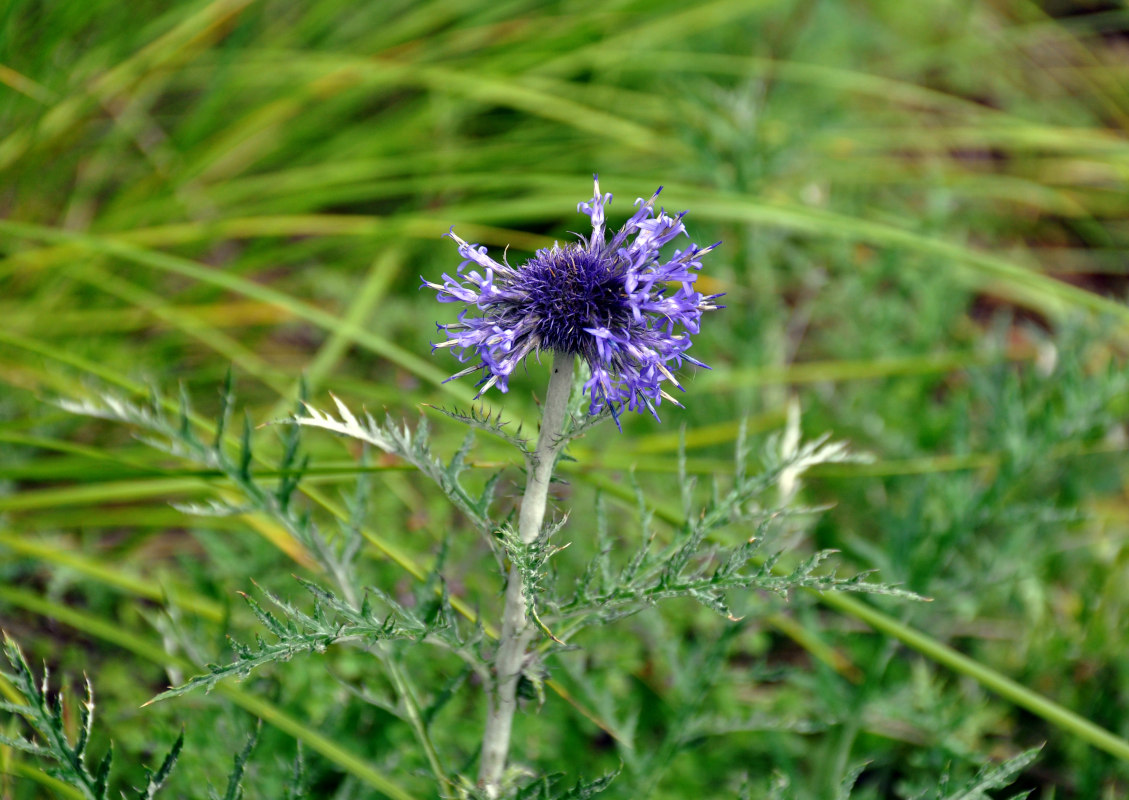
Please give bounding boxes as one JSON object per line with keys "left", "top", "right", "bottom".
{"left": 423, "top": 176, "right": 722, "bottom": 421}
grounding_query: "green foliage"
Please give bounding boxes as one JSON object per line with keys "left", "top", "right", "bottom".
{"left": 289, "top": 394, "right": 919, "bottom": 634}
{"left": 752, "top": 748, "right": 1040, "bottom": 800}
{"left": 511, "top": 766, "right": 621, "bottom": 800}
{"left": 428, "top": 404, "right": 532, "bottom": 458}
{"left": 49, "top": 379, "right": 934, "bottom": 796}
{"left": 0, "top": 632, "right": 341, "bottom": 800}
{"left": 146, "top": 578, "right": 428, "bottom": 704}
{"left": 554, "top": 424, "right": 917, "bottom": 630}
{"left": 907, "top": 748, "right": 1041, "bottom": 800}
{"left": 3, "top": 0, "right": 1129, "bottom": 797}
{"left": 0, "top": 634, "right": 182, "bottom": 800}
{"left": 213, "top": 722, "right": 259, "bottom": 800}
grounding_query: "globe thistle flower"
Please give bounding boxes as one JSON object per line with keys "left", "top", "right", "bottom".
{"left": 423, "top": 176, "right": 722, "bottom": 422}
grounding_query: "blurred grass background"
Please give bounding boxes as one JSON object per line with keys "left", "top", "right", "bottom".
{"left": 2, "top": 0, "right": 1129, "bottom": 797}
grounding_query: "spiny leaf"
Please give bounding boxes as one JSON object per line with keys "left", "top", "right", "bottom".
{"left": 837, "top": 762, "right": 870, "bottom": 800}
{"left": 426, "top": 403, "right": 531, "bottom": 455}
{"left": 283, "top": 398, "right": 494, "bottom": 532}
{"left": 941, "top": 748, "right": 1040, "bottom": 800}
{"left": 238, "top": 412, "right": 253, "bottom": 481}
{"left": 145, "top": 579, "right": 429, "bottom": 706}
{"left": 146, "top": 632, "right": 339, "bottom": 705}
{"left": 213, "top": 368, "right": 235, "bottom": 450}
{"left": 239, "top": 590, "right": 292, "bottom": 639}
{"left": 283, "top": 742, "right": 307, "bottom": 800}
{"left": 177, "top": 382, "right": 193, "bottom": 442}
{"left": 0, "top": 732, "right": 53, "bottom": 758}
{"left": 135, "top": 731, "right": 185, "bottom": 800}
{"left": 74, "top": 675, "right": 94, "bottom": 766}
{"left": 92, "top": 745, "right": 113, "bottom": 799}
{"left": 219, "top": 722, "right": 261, "bottom": 800}
{"left": 1, "top": 635, "right": 183, "bottom": 799}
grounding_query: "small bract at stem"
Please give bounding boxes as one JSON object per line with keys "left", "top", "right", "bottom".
{"left": 478, "top": 354, "right": 575, "bottom": 797}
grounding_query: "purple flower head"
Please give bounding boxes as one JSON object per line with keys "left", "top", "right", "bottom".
{"left": 423, "top": 176, "right": 722, "bottom": 423}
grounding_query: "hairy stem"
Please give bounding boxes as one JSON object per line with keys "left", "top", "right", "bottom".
{"left": 478, "top": 355, "right": 575, "bottom": 797}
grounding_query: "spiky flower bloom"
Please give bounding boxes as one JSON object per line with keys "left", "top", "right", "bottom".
{"left": 424, "top": 176, "right": 722, "bottom": 421}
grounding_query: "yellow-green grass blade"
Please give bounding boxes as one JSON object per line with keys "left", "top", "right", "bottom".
{"left": 180, "top": 56, "right": 668, "bottom": 184}
{"left": 580, "top": 50, "right": 1129, "bottom": 159}
{"left": 0, "top": 432, "right": 164, "bottom": 474}
{"left": 681, "top": 191, "right": 1129, "bottom": 324}
{"left": 7, "top": 181, "right": 1123, "bottom": 330}
{"left": 567, "top": 437, "right": 1127, "bottom": 478}
{"left": 0, "top": 327, "right": 147, "bottom": 394}
{"left": 0, "top": 64, "right": 56, "bottom": 105}
{"left": 0, "top": 300, "right": 291, "bottom": 336}
{"left": 1, "top": 761, "right": 84, "bottom": 800}
{"left": 700, "top": 351, "right": 1031, "bottom": 392}
{"left": 820, "top": 588, "right": 1129, "bottom": 763}
{"left": 0, "top": 477, "right": 213, "bottom": 513}
{"left": 130, "top": 162, "right": 1109, "bottom": 233}
{"left": 808, "top": 125, "right": 1129, "bottom": 163}
{"left": 10, "top": 507, "right": 245, "bottom": 532}
{"left": 75, "top": 262, "right": 291, "bottom": 396}
{"left": 0, "top": 219, "right": 474, "bottom": 404}
{"left": 533, "top": 0, "right": 785, "bottom": 76}
{"left": 0, "top": 529, "right": 224, "bottom": 623}
{"left": 0, "top": 0, "right": 256, "bottom": 173}
{"left": 1004, "top": 0, "right": 1129, "bottom": 128}
{"left": 266, "top": 246, "right": 402, "bottom": 420}
{"left": 107, "top": 179, "right": 1129, "bottom": 324}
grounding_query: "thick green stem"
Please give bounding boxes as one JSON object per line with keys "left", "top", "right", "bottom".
{"left": 478, "top": 355, "right": 575, "bottom": 797}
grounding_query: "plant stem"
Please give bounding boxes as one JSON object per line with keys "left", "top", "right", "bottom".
{"left": 478, "top": 354, "right": 575, "bottom": 797}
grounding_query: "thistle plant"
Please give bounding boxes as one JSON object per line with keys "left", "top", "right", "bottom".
{"left": 425, "top": 176, "right": 722, "bottom": 793}
{"left": 15, "top": 177, "right": 1034, "bottom": 799}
